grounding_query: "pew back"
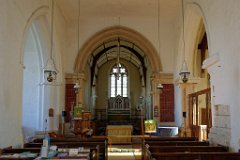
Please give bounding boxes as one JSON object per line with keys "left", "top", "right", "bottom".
{"left": 145, "top": 141, "right": 209, "bottom": 146}
{"left": 151, "top": 152, "right": 240, "bottom": 160}
{"left": 26, "top": 137, "right": 107, "bottom": 160}
{"left": 149, "top": 146, "right": 228, "bottom": 152}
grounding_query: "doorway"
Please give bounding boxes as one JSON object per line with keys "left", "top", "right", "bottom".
{"left": 189, "top": 88, "right": 212, "bottom": 141}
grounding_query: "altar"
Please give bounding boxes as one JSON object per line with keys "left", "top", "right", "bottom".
{"left": 106, "top": 125, "right": 133, "bottom": 144}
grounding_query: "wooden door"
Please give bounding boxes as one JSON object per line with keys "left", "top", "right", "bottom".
{"left": 188, "top": 88, "right": 211, "bottom": 140}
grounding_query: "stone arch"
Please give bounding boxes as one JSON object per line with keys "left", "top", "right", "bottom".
{"left": 21, "top": 5, "right": 61, "bottom": 134}
{"left": 21, "top": 6, "right": 49, "bottom": 135}
{"left": 177, "top": 1, "right": 213, "bottom": 140}
{"left": 74, "top": 26, "right": 162, "bottom": 74}
{"left": 20, "top": 6, "right": 49, "bottom": 69}
{"left": 20, "top": 5, "right": 63, "bottom": 81}
{"left": 181, "top": 2, "right": 212, "bottom": 73}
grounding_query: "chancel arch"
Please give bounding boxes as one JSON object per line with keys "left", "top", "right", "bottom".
{"left": 74, "top": 26, "right": 162, "bottom": 74}
{"left": 73, "top": 26, "right": 163, "bottom": 124}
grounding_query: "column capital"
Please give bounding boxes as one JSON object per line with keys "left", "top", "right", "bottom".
{"left": 175, "top": 77, "right": 200, "bottom": 86}
{"left": 151, "top": 72, "right": 173, "bottom": 84}
{"left": 65, "top": 72, "right": 86, "bottom": 84}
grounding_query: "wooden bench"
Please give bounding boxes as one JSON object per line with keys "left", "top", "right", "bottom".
{"left": 2, "top": 148, "right": 40, "bottom": 154}
{"left": 144, "top": 139, "right": 240, "bottom": 160}
{"left": 26, "top": 137, "right": 107, "bottom": 160}
{"left": 145, "top": 141, "right": 209, "bottom": 146}
{"left": 144, "top": 136, "right": 240, "bottom": 160}
{"left": 33, "top": 137, "right": 106, "bottom": 143}
{"left": 145, "top": 136, "right": 198, "bottom": 141}
{"left": 151, "top": 152, "right": 240, "bottom": 160}
{"left": 148, "top": 145, "right": 229, "bottom": 153}
{"left": 0, "top": 147, "right": 40, "bottom": 160}
{"left": 1, "top": 146, "right": 97, "bottom": 160}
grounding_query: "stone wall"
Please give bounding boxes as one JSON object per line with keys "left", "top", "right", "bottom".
{"left": 208, "top": 105, "right": 231, "bottom": 147}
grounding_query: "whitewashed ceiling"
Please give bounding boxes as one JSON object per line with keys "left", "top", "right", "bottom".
{"left": 56, "top": 0, "right": 181, "bottom": 21}
{"left": 56, "top": 0, "right": 181, "bottom": 82}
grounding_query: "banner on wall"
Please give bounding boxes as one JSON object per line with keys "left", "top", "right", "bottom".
{"left": 74, "top": 104, "right": 83, "bottom": 120}
{"left": 144, "top": 119, "right": 157, "bottom": 133}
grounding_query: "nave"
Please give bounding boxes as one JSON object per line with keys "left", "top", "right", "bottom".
{"left": 2, "top": 0, "right": 240, "bottom": 158}
{"left": 1, "top": 135, "right": 240, "bottom": 160}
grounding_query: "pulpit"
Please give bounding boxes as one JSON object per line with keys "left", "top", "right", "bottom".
{"left": 73, "top": 111, "right": 91, "bottom": 135}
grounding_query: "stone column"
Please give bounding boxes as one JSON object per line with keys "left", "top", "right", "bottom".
{"left": 65, "top": 72, "right": 86, "bottom": 109}
{"left": 150, "top": 74, "right": 161, "bottom": 121}
{"left": 177, "top": 78, "right": 199, "bottom": 137}
{"left": 151, "top": 73, "right": 173, "bottom": 122}
{"left": 75, "top": 73, "right": 86, "bottom": 107}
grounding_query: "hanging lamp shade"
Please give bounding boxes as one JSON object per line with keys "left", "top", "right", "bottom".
{"left": 44, "top": 58, "right": 58, "bottom": 82}
{"left": 43, "top": 0, "right": 58, "bottom": 83}
{"left": 157, "top": 83, "right": 163, "bottom": 94}
{"left": 74, "top": 82, "right": 80, "bottom": 94}
{"left": 179, "top": 0, "right": 190, "bottom": 83}
{"left": 179, "top": 60, "right": 190, "bottom": 83}
{"left": 73, "top": 0, "right": 81, "bottom": 93}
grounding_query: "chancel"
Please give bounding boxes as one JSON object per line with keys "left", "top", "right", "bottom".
{"left": 1, "top": 0, "right": 240, "bottom": 159}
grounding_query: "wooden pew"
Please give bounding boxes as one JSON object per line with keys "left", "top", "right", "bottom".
{"left": 145, "top": 141, "right": 209, "bottom": 146}
{"left": 1, "top": 146, "right": 97, "bottom": 160}
{"left": 33, "top": 137, "right": 106, "bottom": 143}
{"left": 145, "top": 136, "right": 198, "bottom": 141}
{"left": 54, "top": 146, "right": 98, "bottom": 160}
{"left": 143, "top": 136, "right": 240, "bottom": 160}
{"left": 151, "top": 152, "right": 240, "bottom": 160}
{"left": 25, "top": 141, "right": 104, "bottom": 148}
{"left": 148, "top": 145, "right": 229, "bottom": 153}
{"left": 2, "top": 148, "right": 40, "bottom": 154}
{"left": 0, "top": 148, "right": 40, "bottom": 160}
{"left": 25, "top": 137, "right": 107, "bottom": 160}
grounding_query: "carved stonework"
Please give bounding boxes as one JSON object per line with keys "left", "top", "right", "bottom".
{"left": 107, "top": 96, "right": 131, "bottom": 121}
{"left": 108, "top": 95, "right": 130, "bottom": 110}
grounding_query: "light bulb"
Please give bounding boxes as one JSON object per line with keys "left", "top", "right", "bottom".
{"left": 47, "top": 72, "right": 53, "bottom": 82}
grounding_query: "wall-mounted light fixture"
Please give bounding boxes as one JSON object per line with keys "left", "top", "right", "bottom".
{"left": 43, "top": 0, "right": 58, "bottom": 83}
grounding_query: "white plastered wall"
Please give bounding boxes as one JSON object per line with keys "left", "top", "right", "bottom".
{"left": 174, "top": 0, "right": 240, "bottom": 151}
{"left": 0, "top": 0, "right": 66, "bottom": 147}
{"left": 64, "top": 0, "right": 181, "bottom": 74}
